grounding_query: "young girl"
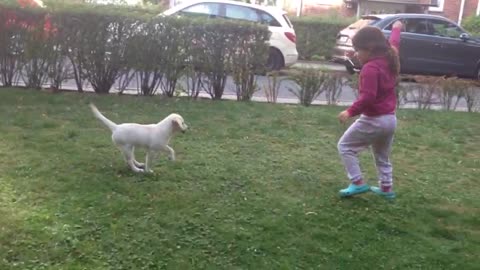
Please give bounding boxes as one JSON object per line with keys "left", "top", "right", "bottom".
{"left": 337, "top": 21, "right": 402, "bottom": 199}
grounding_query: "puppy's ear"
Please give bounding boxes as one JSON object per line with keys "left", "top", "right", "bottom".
{"left": 171, "top": 119, "right": 180, "bottom": 128}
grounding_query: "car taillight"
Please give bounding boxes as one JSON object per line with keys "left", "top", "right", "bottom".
{"left": 284, "top": 32, "right": 296, "bottom": 43}
{"left": 337, "top": 35, "right": 350, "bottom": 44}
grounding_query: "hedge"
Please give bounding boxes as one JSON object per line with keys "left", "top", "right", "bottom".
{"left": 0, "top": 4, "right": 270, "bottom": 100}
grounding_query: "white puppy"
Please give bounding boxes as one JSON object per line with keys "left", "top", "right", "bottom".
{"left": 89, "top": 103, "right": 188, "bottom": 173}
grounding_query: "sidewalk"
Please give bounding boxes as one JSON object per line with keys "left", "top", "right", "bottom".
{"left": 194, "top": 92, "right": 471, "bottom": 112}
{"left": 12, "top": 59, "right": 477, "bottom": 113}
{"left": 291, "top": 60, "right": 347, "bottom": 72}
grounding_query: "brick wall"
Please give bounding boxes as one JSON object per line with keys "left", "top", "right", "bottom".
{"left": 280, "top": 0, "right": 356, "bottom": 17}
{"left": 302, "top": 4, "right": 356, "bottom": 17}
{"left": 430, "top": 0, "right": 479, "bottom": 24}
{"left": 463, "top": 0, "right": 479, "bottom": 18}
{"left": 440, "top": 0, "right": 461, "bottom": 22}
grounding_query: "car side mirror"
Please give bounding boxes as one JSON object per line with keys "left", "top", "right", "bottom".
{"left": 460, "top": 33, "right": 470, "bottom": 41}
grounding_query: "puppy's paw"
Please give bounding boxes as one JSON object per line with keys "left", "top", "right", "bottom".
{"left": 168, "top": 155, "right": 176, "bottom": 161}
{"left": 142, "top": 169, "right": 153, "bottom": 174}
{"left": 136, "top": 163, "right": 145, "bottom": 169}
{"left": 136, "top": 168, "right": 153, "bottom": 174}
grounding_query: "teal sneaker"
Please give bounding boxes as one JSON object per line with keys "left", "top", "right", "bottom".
{"left": 370, "top": 187, "right": 396, "bottom": 199}
{"left": 339, "top": 183, "right": 370, "bottom": 197}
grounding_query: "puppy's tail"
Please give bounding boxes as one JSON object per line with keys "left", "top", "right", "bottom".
{"left": 89, "top": 103, "right": 117, "bottom": 132}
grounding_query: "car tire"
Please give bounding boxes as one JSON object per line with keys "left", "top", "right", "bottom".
{"left": 267, "top": 48, "right": 284, "bottom": 71}
{"left": 477, "top": 66, "right": 480, "bottom": 80}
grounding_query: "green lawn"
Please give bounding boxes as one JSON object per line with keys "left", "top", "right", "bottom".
{"left": 0, "top": 88, "right": 479, "bottom": 269}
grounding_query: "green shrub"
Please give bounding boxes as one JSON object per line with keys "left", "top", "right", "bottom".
{"left": 262, "top": 71, "right": 282, "bottom": 103}
{"left": 463, "top": 15, "right": 480, "bottom": 36}
{"left": 439, "top": 77, "right": 480, "bottom": 112}
{"left": 195, "top": 21, "right": 236, "bottom": 100}
{"left": 124, "top": 19, "right": 165, "bottom": 96}
{"left": 0, "top": 5, "right": 52, "bottom": 88}
{"left": 230, "top": 22, "right": 270, "bottom": 101}
{"left": 159, "top": 17, "right": 196, "bottom": 97}
{"left": 291, "top": 16, "right": 352, "bottom": 61}
{"left": 68, "top": 12, "right": 140, "bottom": 94}
{"left": 323, "top": 71, "right": 345, "bottom": 105}
{"left": 0, "top": 7, "right": 25, "bottom": 87}
{"left": 440, "top": 78, "right": 465, "bottom": 111}
{"left": 288, "top": 68, "right": 329, "bottom": 106}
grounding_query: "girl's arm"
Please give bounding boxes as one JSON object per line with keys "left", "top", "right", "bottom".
{"left": 346, "top": 65, "right": 379, "bottom": 117}
{"left": 389, "top": 21, "right": 403, "bottom": 52}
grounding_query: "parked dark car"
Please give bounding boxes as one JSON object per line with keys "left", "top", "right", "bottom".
{"left": 332, "top": 13, "right": 480, "bottom": 80}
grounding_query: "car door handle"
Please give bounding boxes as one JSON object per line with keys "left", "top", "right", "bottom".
{"left": 434, "top": 43, "right": 441, "bottom": 47}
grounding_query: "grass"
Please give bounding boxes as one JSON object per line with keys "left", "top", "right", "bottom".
{"left": 0, "top": 88, "right": 479, "bottom": 269}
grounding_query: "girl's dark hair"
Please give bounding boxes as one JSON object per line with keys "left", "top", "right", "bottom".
{"left": 352, "top": 26, "right": 400, "bottom": 75}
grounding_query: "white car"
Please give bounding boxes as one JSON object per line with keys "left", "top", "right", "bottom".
{"left": 162, "top": 0, "right": 299, "bottom": 70}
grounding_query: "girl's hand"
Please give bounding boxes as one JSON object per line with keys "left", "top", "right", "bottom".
{"left": 338, "top": 110, "right": 351, "bottom": 124}
{"left": 392, "top": 20, "right": 403, "bottom": 30}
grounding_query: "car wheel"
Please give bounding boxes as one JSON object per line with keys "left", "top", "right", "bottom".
{"left": 477, "top": 66, "right": 480, "bottom": 80}
{"left": 266, "top": 48, "right": 284, "bottom": 71}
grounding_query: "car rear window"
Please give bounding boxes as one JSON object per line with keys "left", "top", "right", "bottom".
{"left": 347, "top": 18, "right": 379, "bottom": 30}
{"left": 258, "top": 10, "right": 281, "bottom": 27}
{"left": 282, "top": 14, "right": 293, "bottom": 28}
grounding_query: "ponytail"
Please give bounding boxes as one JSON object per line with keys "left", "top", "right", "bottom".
{"left": 386, "top": 46, "right": 400, "bottom": 76}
